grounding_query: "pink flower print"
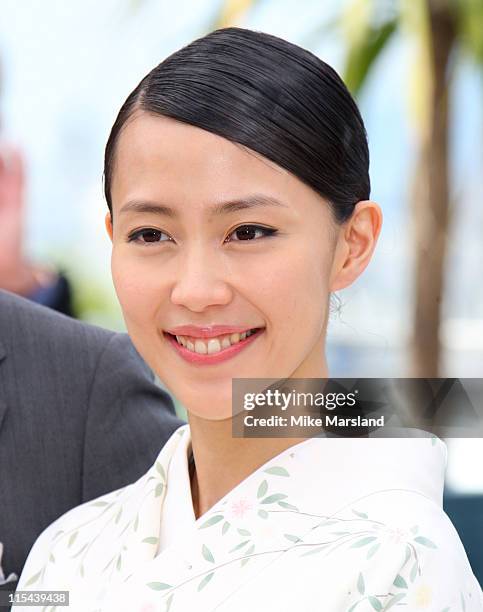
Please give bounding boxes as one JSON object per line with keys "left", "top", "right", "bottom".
{"left": 230, "top": 498, "right": 252, "bottom": 519}
{"left": 383, "top": 526, "right": 409, "bottom": 545}
{"left": 139, "top": 602, "right": 157, "bottom": 612}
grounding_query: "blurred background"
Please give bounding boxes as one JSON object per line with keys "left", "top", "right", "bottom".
{"left": 0, "top": 0, "right": 482, "bottom": 580}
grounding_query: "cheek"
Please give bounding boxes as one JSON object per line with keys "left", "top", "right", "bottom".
{"left": 259, "top": 245, "right": 330, "bottom": 332}
{"left": 111, "top": 248, "right": 164, "bottom": 327}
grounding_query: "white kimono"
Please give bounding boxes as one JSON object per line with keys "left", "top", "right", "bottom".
{"left": 14, "top": 424, "right": 483, "bottom": 611}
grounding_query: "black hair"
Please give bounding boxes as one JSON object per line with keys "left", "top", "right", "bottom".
{"left": 104, "top": 27, "right": 370, "bottom": 224}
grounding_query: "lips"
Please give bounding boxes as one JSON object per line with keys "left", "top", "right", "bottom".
{"left": 164, "top": 324, "right": 259, "bottom": 338}
{"left": 170, "top": 328, "right": 259, "bottom": 355}
{"left": 163, "top": 327, "right": 264, "bottom": 365}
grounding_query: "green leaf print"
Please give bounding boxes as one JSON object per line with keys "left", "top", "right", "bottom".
{"left": 277, "top": 501, "right": 299, "bottom": 511}
{"left": 284, "top": 534, "right": 302, "bottom": 543}
{"left": 414, "top": 536, "right": 437, "bottom": 549}
{"left": 410, "top": 561, "right": 418, "bottom": 582}
{"left": 241, "top": 544, "right": 255, "bottom": 567}
{"left": 198, "top": 572, "right": 214, "bottom": 591}
{"left": 202, "top": 544, "right": 215, "bottom": 563}
{"left": 238, "top": 528, "right": 251, "bottom": 536}
{"left": 155, "top": 462, "right": 166, "bottom": 481}
{"left": 257, "top": 480, "right": 268, "bottom": 498}
{"left": 357, "top": 572, "right": 365, "bottom": 595}
{"left": 366, "top": 543, "right": 380, "bottom": 560}
{"left": 229, "top": 540, "right": 251, "bottom": 553}
{"left": 147, "top": 582, "right": 173, "bottom": 591}
{"left": 155, "top": 483, "right": 164, "bottom": 497}
{"left": 258, "top": 510, "right": 269, "bottom": 519}
{"left": 200, "top": 515, "right": 224, "bottom": 529}
{"left": 393, "top": 575, "right": 408, "bottom": 589}
{"left": 68, "top": 532, "right": 78, "bottom": 548}
{"left": 264, "top": 466, "right": 290, "bottom": 477}
{"left": 114, "top": 508, "right": 122, "bottom": 524}
{"left": 368, "top": 595, "right": 382, "bottom": 610}
{"left": 352, "top": 509, "right": 368, "bottom": 519}
{"left": 142, "top": 537, "right": 159, "bottom": 545}
{"left": 222, "top": 521, "right": 231, "bottom": 535}
{"left": 350, "top": 536, "right": 377, "bottom": 548}
{"left": 260, "top": 493, "right": 288, "bottom": 504}
{"left": 404, "top": 545, "right": 412, "bottom": 565}
{"left": 25, "top": 570, "right": 42, "bottom": 587}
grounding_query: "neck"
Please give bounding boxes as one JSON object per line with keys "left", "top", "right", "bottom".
{"left": 188, "top": 417, "right": 307, "bottom": 519}
{"left": 188, "top": 352, "right": 329, "bottom": 519}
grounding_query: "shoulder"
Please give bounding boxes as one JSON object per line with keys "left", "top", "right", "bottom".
{"left": 253, "top": 487, "right": 483, "bottom": 611}
{"left": 93, "top": 332, "right": 155, "bottom": 382}
{"left": 15, "top": 485, "right": 126, "bottom": 592}
{"left": 16, "top": 426, "right": 189, "bottom": 593}
{"left": 331, "top": 488, "right": 482, "bottom": 610}
{"left": 0, "top": 289, "right": 114, "bottom": 357}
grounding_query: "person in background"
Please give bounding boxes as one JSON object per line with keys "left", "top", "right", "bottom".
{"left": 0, "top": 142, "right": 74, "bottom": 315}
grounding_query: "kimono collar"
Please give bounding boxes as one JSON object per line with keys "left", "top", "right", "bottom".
{"left": 179, "top": 425, "right": 446, "bottom": 517}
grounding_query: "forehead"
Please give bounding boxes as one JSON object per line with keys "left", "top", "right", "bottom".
{"left": 110, "top": 112, "right": 309, "bottom": 211}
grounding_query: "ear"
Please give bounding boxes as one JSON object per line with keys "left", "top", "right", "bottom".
{"left": 329, "top": 200, "right": 383, "bottom": 292}
{"left": 105, "top": 212, "right": 113, "bottom": 242}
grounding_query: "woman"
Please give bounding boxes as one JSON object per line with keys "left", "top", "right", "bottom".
{"left": 14, "top": 27, "right": 482, "bottom": 611}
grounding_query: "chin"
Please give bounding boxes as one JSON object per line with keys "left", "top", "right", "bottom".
{"left": 178, "top": 385, "right": 237, "bottom": 421}
{"left": 188, "top": 406, "right": 233, "bottom": 421}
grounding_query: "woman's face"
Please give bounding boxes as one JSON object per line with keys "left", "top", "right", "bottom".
{"left": 108, "top": 112, "right": 343, "bottom": 420}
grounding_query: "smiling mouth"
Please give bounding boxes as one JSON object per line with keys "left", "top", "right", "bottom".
{"left": 164, "top": 328, "right": 263, "bottom": 355}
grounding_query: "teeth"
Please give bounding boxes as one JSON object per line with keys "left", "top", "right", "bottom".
{"left": 221, "top": 337, "right": 231, "bottom": 349}
{"left": 207, "top": 338, "right": 221, "bottom": 354}
{"left": 172, "top": 329, "right": 259, "bottom": 355}
{"left": 194, "top": 339, "right": 207, "bottom": 355}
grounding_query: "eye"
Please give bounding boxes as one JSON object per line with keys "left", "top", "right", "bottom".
{"left": 127, "top": 228, "right": 172, "bottom": 244}
{"left": 225, "top": 224, "right": 278, "bottom": 243}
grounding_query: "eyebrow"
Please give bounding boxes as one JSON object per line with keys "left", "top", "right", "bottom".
{"left": 119, "top": 194, "right": 289, "bottom": 217}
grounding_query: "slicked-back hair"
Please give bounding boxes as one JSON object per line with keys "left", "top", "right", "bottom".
{"left": 104, "top": 27, "right": 370, "bottom": 224}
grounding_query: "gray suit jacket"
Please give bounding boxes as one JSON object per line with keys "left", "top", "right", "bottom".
{"left": 0, "top": 290, "right": 184, "bottom": 592}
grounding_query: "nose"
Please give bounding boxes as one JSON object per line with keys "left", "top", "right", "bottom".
{"left": 170, "top": 244, "right": 233, "bottom": 312}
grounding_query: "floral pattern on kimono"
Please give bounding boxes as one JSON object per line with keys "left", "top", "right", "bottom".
{"left": 13, "top": 425, "right": 483, "bottom": 612}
